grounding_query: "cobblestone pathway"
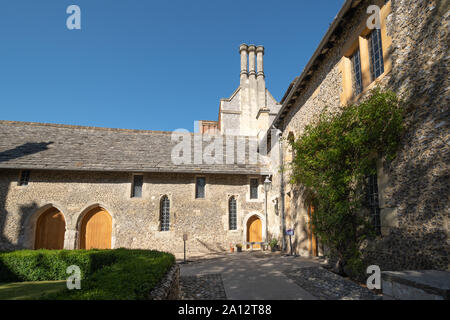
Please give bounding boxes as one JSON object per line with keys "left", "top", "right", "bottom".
{"left": 180, "top": 273, "right": 227, "bottom": 300}
{"left": 284, "top": 266, "right": 380, "bottom": 300}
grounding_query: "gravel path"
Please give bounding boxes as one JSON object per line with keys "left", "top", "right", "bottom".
{"left": 284, "top": 266, "right": 380, "bottom": 300}
{"left": 180, "top": 273, "right": 227, "bottom": 300}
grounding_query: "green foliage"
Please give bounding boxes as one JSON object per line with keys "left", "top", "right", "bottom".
{"left": 289, "top": 88, "right": 403, "bottom": 275}
{"left": 269, "top": 239, "right": 278, "bottom": 248}
{"left": 0, "top": 249, "right": 117, "bottom": 282}
{"left": 0, "top": 248, "right": 175, "bottom": 300}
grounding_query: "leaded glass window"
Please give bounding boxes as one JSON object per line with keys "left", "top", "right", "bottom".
{"left": 229, "top": 196, "right": 237, "bottom": 230}
{"left": 19, "top": 170, "right": 30, "bottom": 186}
{"left": 369, "top": 29, "right": 384, "bottom": 81}
{"left": 196, "top": 177, "right": 205, "bottom": 199}
{"left": 160, "top": 196, "right": 170, "bottom": 231}
{"left": 131, "top": 175, "right": 143, "bottom": 198}
{"left": 351, "top": 48, "right": 363, "bottom": 96}
{"left": 367, "top": 173, "right": 381, "bottom": 235}
{"left": 250, "top": 178, "right": 258, "bottom": 199}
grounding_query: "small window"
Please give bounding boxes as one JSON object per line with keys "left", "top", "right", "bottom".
{"left": 250, "top": 178, "right": 259, "bottom": 199}
{"left": 369, "top": 29, "right": 384, "bottom": 81}
{"left": 195, "top": 177, "right": 206, "bottom": 199}
{"left": 19, "top": 170, "right": 30, "bottom": 186}
{"left": 131, "top": 175, "right": 143, "bottom": 198}
{"left": 367, "top": 173, "right": 381, "bottom": 235}
{"left": 229, "top": 196, "right": 237, "bottom": 230}
{"left": 351, "top": 48, "right": 363, "bottom": 96}
{"left": 160, "top": 196, "right": 170, "bottom": 231}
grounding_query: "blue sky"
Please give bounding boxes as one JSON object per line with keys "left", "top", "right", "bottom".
{"left": 0, "top": 0, "right": 344, "bottom": 132}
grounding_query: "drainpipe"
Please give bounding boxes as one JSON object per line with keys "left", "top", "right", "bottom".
{"left": 279, "top": 136, "right": 286, "bottom": 252}
{"left": 263, "top": 175, "right": 272, "bottom": 245}
{"left": 264, "top": 181, "right": 268, "bottom": 243}
{"left": 272, "top": 125, "right": 286, "bottom": 252}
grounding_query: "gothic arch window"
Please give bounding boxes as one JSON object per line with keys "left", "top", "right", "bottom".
{"left": 160, "top": 196, "right": 170, "bottom": 231}
{"left": 229, "top": 196, "right": 237, "bottom": 230}
{"left": 367, "top": 174, "right": 381, "bottom": 235}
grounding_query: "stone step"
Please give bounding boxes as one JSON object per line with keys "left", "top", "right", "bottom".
{"left": 382, "top": 270, "right": 450, "bottom": 300}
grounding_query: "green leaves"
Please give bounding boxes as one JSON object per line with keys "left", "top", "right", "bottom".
{"left": 289, "top": 88, "right": 403, "bottom": 275}
{"left": 0, "top": 249, "right": 175, "bottom": 300}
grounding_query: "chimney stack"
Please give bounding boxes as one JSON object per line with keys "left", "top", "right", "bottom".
{"left": 256, "top": 45, "right": 266, "bottom": 110}
{"left": 239, "top": 44, "right": 248, "bottom": 82}
{"left": 256, "top": 46, "right": 264, "bottom": 78}
{"left": 237, "top": 43, "right": 268, "bottom": 136}
{"left": 248, "top": 45, "right": 256, "bottom": 77}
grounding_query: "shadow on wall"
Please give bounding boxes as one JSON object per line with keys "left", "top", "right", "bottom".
{"left": 282, "top": 1, "right": 448, "bottom": 270}
{"left": 364, "top": 0, "right": 449, "bottom": 270}
{"left": 285, "top": 185, "right": 310, "bottom": 255}
{"left": 0, "top": 142, "right": 53, "bottom": 164}
{"left": 0, "top": 176, "right": 10, "bottom": 251}
{"left": 364, "top": 227, "right": 448, "bottom": 270}
{"left": 0, "top": 142, "right": 53, "bottom": 251}
{"left": 0, "top": 199, "right": 40, "bottom": 252}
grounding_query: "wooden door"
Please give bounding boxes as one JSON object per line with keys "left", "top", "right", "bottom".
{"left": 35, "top": 207, "right": 66, "bottom": 250}
{"left": 247, "top": 215, "right": 262, "bottom": 249}
{"left": 308, "top": 204, "right": 318, "bottom": 256}
{"left": 80, "top": 207, "right": 112, "bottom": 249}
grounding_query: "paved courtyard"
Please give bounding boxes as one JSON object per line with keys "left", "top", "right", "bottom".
{"left": 178, "top": 251, "right": 378, "bottom": 300}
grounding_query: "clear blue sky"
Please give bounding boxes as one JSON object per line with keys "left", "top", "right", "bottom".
{"left": 0, "top": 0, "right": 344, "bottom": 132}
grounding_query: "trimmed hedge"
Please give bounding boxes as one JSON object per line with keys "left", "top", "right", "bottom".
{"left": 0, "top": 249, "right": 117, "bottom": 283}
{"left": 0, "top": 248, "right": 175, "bottom": 300}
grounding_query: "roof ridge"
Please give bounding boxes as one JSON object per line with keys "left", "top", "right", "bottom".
{"left": 0, "top": 120, "right": 175, "bottom": 135}
{"left": 0, "top": 120, "right": 260, "bottom": 139}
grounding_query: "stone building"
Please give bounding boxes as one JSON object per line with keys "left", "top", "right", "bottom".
{"left": 0, "top": 0, "right": 448, "bottom": 271}
{"left": 268, "top": 0, "right": 448, "bottom": 271}
{"left": 0, "top": 43, "right": 278, "bottom": 257}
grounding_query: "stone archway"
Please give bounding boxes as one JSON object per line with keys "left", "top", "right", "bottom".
{"left": 242, "top": 212, "right": 266, "bottom": 250}
{"left": 247, "top": 215, "right": 262, "bottom": 249}
{"left": 35, "top": 206, "right": 66, "bottom": 250}
{"left": 79, "top": 206, "right": 112, "bottom": 249}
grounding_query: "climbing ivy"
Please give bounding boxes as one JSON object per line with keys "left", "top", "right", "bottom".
{"left": 289, "top": 88, "right": 403, "bottom": 276}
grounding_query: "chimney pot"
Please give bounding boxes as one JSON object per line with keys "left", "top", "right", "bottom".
{"left": 248, "top": 45, "right": 256, "bottom": 76}
{"left": 256, "top": 46, "right": 265, "bottom": 77}
{"left": 239, "top": 44, "right": 248, "bottom": 78}
{"left": 239, "top": 43, "right": 248, "bottom": 53}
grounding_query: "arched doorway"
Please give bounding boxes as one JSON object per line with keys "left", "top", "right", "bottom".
{"left": 35, "top": 207, "right": 66, "bottom": 249}
{"left": 247, "top": 215, "right": 262, "bottom": 249}
{"left": 79, "top": 207, "right": 112, "bottom": 249}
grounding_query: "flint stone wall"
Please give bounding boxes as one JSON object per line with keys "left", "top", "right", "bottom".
{"left": 0, "top": 169, "right": 265, "bottom": 256}
{"left": 274, "top": 0, "right": 449, "bottom": 270}
{"left": 148, "top": 263, "right": 180, "bottom": 300}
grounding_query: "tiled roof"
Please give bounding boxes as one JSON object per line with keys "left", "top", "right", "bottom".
{"left": 0, "top": 120, "right": 269, "bottom": 175}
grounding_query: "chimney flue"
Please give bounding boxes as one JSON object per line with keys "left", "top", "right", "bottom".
{"left": 248, "top": 45, "right": 256, "bottom": 76}
{"left": 256, "top": 46, "right": 264, "bottom": 77}
{"left": 239, "top": 44, "right": 248, "bottom": 79}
